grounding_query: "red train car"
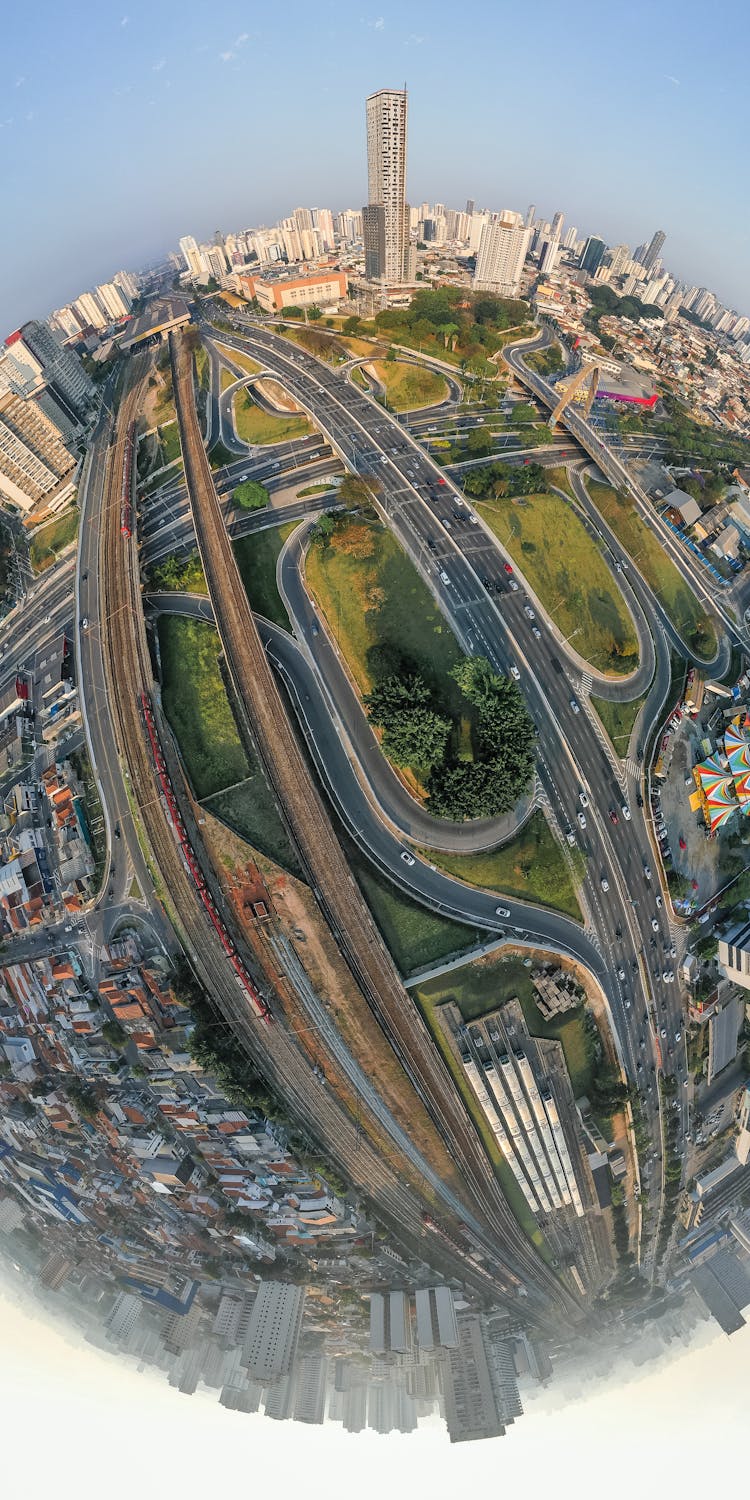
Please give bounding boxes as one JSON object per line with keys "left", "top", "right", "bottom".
{"left": 139, "top": 692, "right": 272, "bottom": 1023}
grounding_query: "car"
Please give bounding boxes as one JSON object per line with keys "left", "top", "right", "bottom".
{"left": 644, "top": 865, "right": 652, "bottom": 880}
{"left": 651, "top": 918, "right": 660, "bottom": 932}
{"left": 114, "top": 824, "right": 121, "bottom": 840}
{"left": 81, "top": 617, "right": 89, "bottom": 629}
{"left": 636, "top": 793, "right": 644, "bottom": 807}
{"left": 400, "top": 850, "right": 415, "bottom": 866}
{"left": 601, "top": 875, "right": 609, "bottom": 892}
{"left": 621, "top": 804, "right": 631, "bottom": 821}
{"left": 510, "top": 665, "right": 521, "bottom": 681}
{"left": 669, "top": 944, "right": 677, "bottom": 957}
{"left": 508, "top": 578, "right": 519, "bottom": 591}
{"left": 531, "top": 625, "right": 541, "bottom": 639}
{"left": 443, "top": 518, "right": 453, "bottom": 531}
{"left": 674, "top": 1030, "right": 681, "bottom": 1041}
{"left": 617, "top": 966, "right": 625, "bottom": 980}
{"left": 503, "top": 562, "right": 513, "bottom": 574}
{"left": 469, "top": 512, "right": 478, "bottom": 525}
{"left": 436, "top": 477, "right": 446, "bottom": 486}
{"left": 63, "top": 924, "right": 72, "bottom": 933}
{"left": 662, "top": 971, "right": 671, "bottom": 982}
{"left": 579, "top": 790, "right": 589, "bottom": 808}
{"left": 660, "top": 1027, "right": 667, "bottom": 1039}
{"left": 565, "top": 828, "right": 576, "bottom": 846}
{"left": 609, "top": 808, "right": 619, "bottom": 825}
{"left": 655, "top": 894, "right": 662, "bottom": 907}
{"left": 495, "top": 906, "right": 511, "bottom": 918}
{"left": 570, "top": 697, "right": 580, "bottom": 714}
{"left": 577, "top": 811, "right": 587, "bottom": 830}
{"left": 683, "top": 1078, "right": 689, "bottom": 1088}
{"left": 439, "top": 570, "right": 450, "bottom": 585}
{"left": 523, "top": 605, "right": 535, "bottom": 620}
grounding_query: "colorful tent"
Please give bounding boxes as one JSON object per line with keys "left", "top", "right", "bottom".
{"left": 694, "top": 754, "right": 739, "bottom": 831}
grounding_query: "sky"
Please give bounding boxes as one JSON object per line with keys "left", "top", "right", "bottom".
{"left": 1, "top": 0, "right": 749, "bottom": 332}
{"left": 1, "top": 1284, "right": 748, "bottom": 1500}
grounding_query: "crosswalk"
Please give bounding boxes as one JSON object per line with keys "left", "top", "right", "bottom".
{"left": 625, "top": 757, "right": 641, "bottom": 780}
{"left": 579, "top": 671, "right": 593, "bottom": 696}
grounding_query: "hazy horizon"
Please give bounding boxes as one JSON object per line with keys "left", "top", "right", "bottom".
{"left": 2, "top": 0, "right": 749, "bottom": 329}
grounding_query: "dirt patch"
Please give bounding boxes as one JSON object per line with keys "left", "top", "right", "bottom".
{"left": 255, "top": 378, "right": 303, "bottom": 414}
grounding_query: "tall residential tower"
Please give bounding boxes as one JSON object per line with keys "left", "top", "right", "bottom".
{"left": 363, "top": 87, "right": 415, "bottom": 286}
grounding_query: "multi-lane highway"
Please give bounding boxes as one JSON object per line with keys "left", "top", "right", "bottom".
{"left": 199, "top": 313, "right": 723, "bottom": 1259}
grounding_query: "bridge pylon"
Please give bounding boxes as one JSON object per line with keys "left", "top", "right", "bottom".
{"left": 548, "top": 361, "right": 602, "bottom": 428}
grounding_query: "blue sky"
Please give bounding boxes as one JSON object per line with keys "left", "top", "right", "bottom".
{"left": 1, "top": 0, "right": 748, "bottom": 331}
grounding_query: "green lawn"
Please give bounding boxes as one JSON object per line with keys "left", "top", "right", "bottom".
{"left": 194, "top": 345, "right": 210, "bottom": 393}
{"left": 421, "top": 810, "right": 584, "bottom": 921}
{"left": 158, "top": 615, "right": 298, "bottom": 868}
{"left": 297, "top": 482, "right": 338, "bottom": 498}
{"left": 233, "top": 521, "right": 298, "bottom": 629}
{"left": 158, "top": 616, "right": 250, "bottom": 799}
{"left": 591, "top": 692, "right": 646, "bottom": 752}
{"left": 215, "top": 344, "right": 262, "bottom": 378}
{"left": 306, "top": 518, "right": 465, "bottom": 710}
{"left": 30, "top": 508, "right": 79, "bottom": 571}
{"left": 158, "top": 422, "right": 182, "bottom": 467}
{"left": 479, "top": 492, "right": 639, "bottom": 675}
{"left": 147, "top": 552, "right": 207, "bottom": 595}
{"left": 233, "top": 389, "right": 310, "bottom": 446}
{"left": 203, "top": 777, "right": 302, "bottom": 877}
{"left": 346, "top": 838, "right": 480, "bottom": 976}
{"left": 372, "top": 360, "right": 448, "bottom": 412}
{"left": 586, "top": 480, "right": 717, "bottom": 659}
{"left": 220, "top": 367, "right": 237, "bottom": 393}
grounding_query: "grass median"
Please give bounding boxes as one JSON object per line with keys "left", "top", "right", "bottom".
{"left": 419, "top": 810, "right": 584, "bottom": 922}
{"left": 591, "top": 693, "right": 646, "bottom": 752}
{"left": 585, "top": 479, "right": 717, "bottom": 659}
{"left": 478, "top": 491, "right": 639, "bottom": 676}
{"left": 371, "top": 360, "right": 448, "bottom": 412}
{"left": 233, "top": 389, "right": 310, "bottom": 446}
{"left": 30, "top": 507, "right": 79, "bottom": 572}
{"left": 233, "top": 520, "right": 298, "bottom": 630}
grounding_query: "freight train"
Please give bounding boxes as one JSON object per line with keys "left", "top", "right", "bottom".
{"left": 121, "top": 420, "right": 135, "bottom": 539}
{"left": 139, "top": 691, "right": 272, "bottom": 1024}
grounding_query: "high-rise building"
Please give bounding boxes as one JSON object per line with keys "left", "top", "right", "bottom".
{"left": 539, "top": 237, "right": 560, "bottom": 275}
{"left": 580, "top": 236, "right": 606, "bottom": 275}
{"left": 641, "top": 228, "right": 666, "bottom": 273}
{"left": 524, "top": 204, "right": 536, "bottom": 228}
{"left": 178, "top": 235, "right": 205, "bottom": 280}
{"left": 241, "top": 1281, "right": 306, "bottom": 1381}
{"left": 8, "top": 321, "right": 93, "bottom": 425}
{"left": 362, "top": 87, "right": 414, "bottom": 285}
{"left": 550, "top": 210, "right": 564, "bottom": 239}
{"left": 73, "top": 291, "right": 108, "bottom": 330}
{"left": 473, "top": 212, "right": 531, "bottom": 296}
{"left": 442, "top": 1314, "right": 505, "bottom": 1443}
{"left": 293, "top": 1354, "right": 328, "bottom": 1424}
{"left": 95, "top": 281, "right": 131, "bottom": 320}
{"left": 39, "top": 1251, "right": 74, "bottom": 1290}
{"left": 465, "top": 198, "right": 475, "bottom": 215}
{"left": 113, "top": 269, "right": 140, "bottom": 301}
{"left": 105, "top": 1293, "right": 142, "bottom": 1342}
{"left": 369, "top": 1290, "right": 412, "bottom": 1355}
{"left": 0, "top": 387, "right": 77, "bottom": 512}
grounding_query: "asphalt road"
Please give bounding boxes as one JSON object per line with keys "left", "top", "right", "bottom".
{"left": 197, "top": 316, "right": 703, "bottom": 1249}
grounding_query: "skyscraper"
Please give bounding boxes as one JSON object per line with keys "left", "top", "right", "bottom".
{"left": 473, "top": 212, "right": 531, "bottom": 297}
{"left": 241, "top": 1281, "right": 306, "bottom": 1381}
{"left": 362, "top": 87, "right": 414, "bottom": 285}
{"left": 641, "top": 228, "right": 666, "bottom": 272}
{"left": 580, "top": 236, "right": 606, "bottom": 275}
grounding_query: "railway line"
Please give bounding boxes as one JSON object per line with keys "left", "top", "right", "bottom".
{"left": 170, "top": 328, "right": 586, "bottom": 1323}
{"left": 95, "top": 358, "right": 533, "bottom": 1312}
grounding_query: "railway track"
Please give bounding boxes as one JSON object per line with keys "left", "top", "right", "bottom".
{"left": 171, "top": 329, "right": 585, "bottom": 1323}
{"left": 95, "top": 359, "right": 527, "bottom": 1307}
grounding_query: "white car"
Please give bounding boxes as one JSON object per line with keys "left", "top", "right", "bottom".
{"left": 400, "top": 850, "right": 415, "bottom": 867}
{"left": 440, "top": 571, "right": 451, "bottom": 585}
{"left": 510, "top": 665, "right": 521, "bottom": 681}
{"left": 601, "top": 875, "right": 609, "bottom": 892}
{"left": 565, "top": 828, "right": 576, "bottom": 846}
{"left": 617, "top": 967, "right": 625, "bottom": 980}
{"left": 508, "top": 578, "right": 519, "bottom": 592}
{"left": 577, "top": 811, "right": 587, "bottom": 830}
{"left": 655, "top": 894, "right": 662, "bottom": 908}
{"left": 570, "top": 697, "right": 580, "bottom": 714}
{"left": 579, "top": 790, "right": 589, "bottom": 808}
{"left": 651, "top": 918, "right": 660, "bottom": 932}
{"left": 495, "top": 906, "right": 510, "bottom": 918}
{"left": 621, "top": 804, "right": 631, "bottom": 821}
{"left": 532, "top": 625, "right": 541, "bottom": 639}
{"left": 524, "top": 606, "right": 535, "bottom": 620}
{"left": 644, "top": 865, "right": 652, "bottom": 881}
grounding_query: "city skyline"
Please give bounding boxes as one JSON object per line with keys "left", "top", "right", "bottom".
{"left": 2, "top": 0, "right": 750, "bottom": 331}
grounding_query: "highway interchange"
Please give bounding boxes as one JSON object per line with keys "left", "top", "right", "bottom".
{"left": 3, "top": 308, "right": 734, "bottom": 1285}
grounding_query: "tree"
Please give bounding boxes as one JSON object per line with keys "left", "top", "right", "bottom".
{"left": 308, "top": 304, "right": 322, "bottom": 321}
{"left": 337, "top": 474, "right": 381, "bottom": 510}
{"left": 102, "top": 1019, "right": 128, "bottom": 1051}
{"left": 233, "top": 479, "right": 268, "bottom": 511}
{"left": 343, "top": 315, "right": 362, "bottom": 336}
{"left": 311, "top": 512, "right": 335, "bottom": 545}
{"left": 366, "top": 673, "right": 450, "bottom": 774}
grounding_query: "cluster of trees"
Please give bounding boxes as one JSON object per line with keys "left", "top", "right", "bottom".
{"left": 233, "top": 478, "right": 268, "bottom": 511}
{"left": 363, "top": 644, "right": 535, "bottom": 819}
{"left": 148, "top": 551, "right": 206, "bottom": 593}
{"left": 586, "top": 283, "right": 663, "bottom": 327}
{"left": 462, "top": 459, "right": 549, "bottom": 501}
{"left": 369, "top": 287, "right": 531, "bottom": 373}
{"left": 429, "top": 658, "right": 535, "bottom": 819}
{"left": 526, "top": 344, "right": 565, "bottom": 378}
{"left": 658, "top": 392, "right": 750, "bottom": 468}
{"left": 188, "top": 986, "right": 282, "bottom": 1122}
